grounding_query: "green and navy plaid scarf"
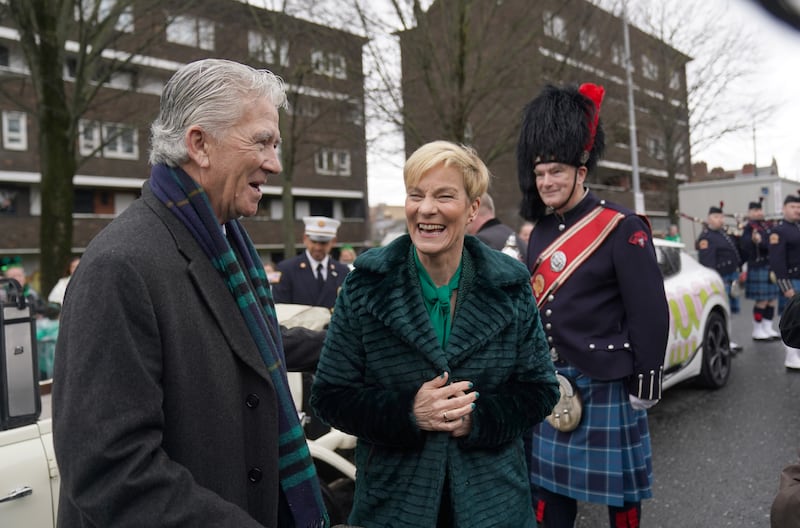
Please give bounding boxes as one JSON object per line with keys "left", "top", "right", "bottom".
{"left": 150, "top": 164, "right": 328, "bottom": 528}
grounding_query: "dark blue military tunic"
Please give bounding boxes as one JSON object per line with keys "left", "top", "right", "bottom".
{"left": 526, "top": 191, "right": 669, "bottom": 507}
{"left": 768, "top": 219, "right": 800, "bottom": 297}
{"left": 696, "top": 227, "right": 742, "bottom": 276}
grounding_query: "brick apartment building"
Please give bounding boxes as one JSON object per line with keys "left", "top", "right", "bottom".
{"left": 0, "top": 0, "right": 368, "bottom": 276}
{"left": 399, "top": 0, "right": 692, "bottom": 234}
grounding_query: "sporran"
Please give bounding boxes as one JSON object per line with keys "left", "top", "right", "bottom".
{"left": 545, "top": 372, "right": 582, "bottom": 432}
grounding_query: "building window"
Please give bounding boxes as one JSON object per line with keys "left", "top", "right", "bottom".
{"left": 0, "top": 188, "right": 18, "bottom": 214}
{"left": 315, "top": 148, "right": 351, "bottom": 176}
{"left": 579, "top": 28, "right": 599, "bottom": 56}
{"left": 0, "top": 45, "right": 9, "bottom": 68}
{"left": 78, "top": 120, "right": 138, "bottom": 160}
{"left": 102, "top": 123, "right": 138, "bottom": 159}
{"left": 76, "top": 0, "right": 134, "bottom": 32}
{"left": 543, "top": 11, "right": 567, "bottom": 42}
{"left": 248, "top": 31, "right": 289, "bottom": 67}
{"left": 2, "top": 111, "right": 27, "bottom": 151}
{"left": 166, "top": 15, "right": 215, "bottom": 50}
{"left": 669, "top": 71, "right": 681, "bottom": 90}
{"left": 646, "top": 136, "right": 665, "bottom": 160}
{"left": 642, "top": 54, "right": 659, "bottom": 80}
{"left": 79, "top": 120, "right": 101, "bottom": 156}
{"left": 311, "top": 50, "right": 346, "bottom": 79}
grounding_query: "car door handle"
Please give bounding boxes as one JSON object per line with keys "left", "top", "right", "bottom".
{"left": 0, "top": 486, "right": 33, "bottom": 504}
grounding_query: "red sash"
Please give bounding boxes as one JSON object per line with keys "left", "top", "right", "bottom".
{"left": 530, "top": 206, "right": 624, "bottom": 308}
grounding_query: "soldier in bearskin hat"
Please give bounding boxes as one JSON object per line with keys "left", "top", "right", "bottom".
{"left": 769, "top": 192, "right": 800, "bottom": 369}
{"left": 740, "top": 198, "right": 781, "bottom": 340}
{"left": 518, "top": 83, "right": 669, "bottom": 527}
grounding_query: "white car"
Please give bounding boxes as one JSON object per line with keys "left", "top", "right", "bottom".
{"left": 655, "top": 238, "right": 734, "bottom": 390}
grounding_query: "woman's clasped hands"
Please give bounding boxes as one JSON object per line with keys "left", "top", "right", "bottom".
{"left": 413, "top": 371, "right": 479, "bottom": 438}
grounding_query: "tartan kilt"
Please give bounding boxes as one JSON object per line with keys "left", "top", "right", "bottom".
{"left": 745, "top": 265, "right": 779, "bottom": 300}
{"left": 528, "top": 364, "right": 653, "bottom": 507}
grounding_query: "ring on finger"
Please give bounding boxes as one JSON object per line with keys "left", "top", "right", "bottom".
{"left": 443, "top": 411, "right": 449, "bottom": 421}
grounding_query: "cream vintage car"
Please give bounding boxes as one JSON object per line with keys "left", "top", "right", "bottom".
{"left": 656, "top": 238, "right": 734, "bottom": 390}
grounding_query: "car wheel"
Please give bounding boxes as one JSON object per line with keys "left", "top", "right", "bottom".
{"left": 698, "top": 311, "right": 732, "bottom": 388}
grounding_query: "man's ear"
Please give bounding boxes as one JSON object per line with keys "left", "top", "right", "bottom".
{"left": 185, "top": 125, "right": 210, "bottom": 168}
{"left": 576, "top": 165, "right": 588, "bottom": 184}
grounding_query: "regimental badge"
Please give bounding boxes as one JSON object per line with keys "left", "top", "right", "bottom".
{"left": 628, "top": 230, "right": 649, "bottom": 247}
{"left": 532, "top": 274, "right": 545, "bottom": 298}
{"left": 698, "top": 239, "right": 709, "bottom": 250}
{"left": 770, "top": 233, "right": 780, "bottom": 245}
{"left": 550, "top": 251, "right": 567, "bottom": 272}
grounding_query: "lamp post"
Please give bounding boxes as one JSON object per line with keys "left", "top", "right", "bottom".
{"left": 622, "top": 3, "right": 645, "bottom": 214}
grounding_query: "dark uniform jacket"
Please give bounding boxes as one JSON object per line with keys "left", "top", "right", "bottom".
{"left": 769, "top": 219, "right": 800, "bottom": 293}
{"left": 476, "top": 218, "right": 527, "bottom": 256}
{"left": 53, "top": 184, "right": 290, "bottom": 527}
{"left": 740, "top": 220, "right": 772, "bottom": 269}
{"left": 526, "top": 191, "right": 669, "bottom": 399}
{"left": 696, "top": 227, "right": 742, "bottom": 275}
{"left": 273, "top": 253, "right": 350, "bottom": 308}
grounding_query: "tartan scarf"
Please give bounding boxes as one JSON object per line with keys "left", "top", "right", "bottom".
{"left": 149, "top": 164, "right": 328, "bottom": 528}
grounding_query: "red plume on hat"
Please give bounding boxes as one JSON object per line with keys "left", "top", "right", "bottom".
{"left": 579, "top": 83, "right": 605, "bottom": 158}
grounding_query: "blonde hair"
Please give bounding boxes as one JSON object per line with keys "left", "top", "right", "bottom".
{"left": 404, "top": 141, "right": 490, "bottom": 201}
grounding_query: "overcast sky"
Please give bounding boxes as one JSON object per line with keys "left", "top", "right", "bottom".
{"left": 695, "top": 0, "right": 800, "bottom": 178}
{"left": 365, "top": 0, "right": 800, "bottom": 206}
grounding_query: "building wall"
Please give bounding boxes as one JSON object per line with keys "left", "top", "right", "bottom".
{"left": 0, "top": 0, "right": 368, "bottom": 272}
{"left": 399, "top": 0, "right": 691, "bottom": 231}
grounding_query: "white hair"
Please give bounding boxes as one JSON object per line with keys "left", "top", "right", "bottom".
{"left": 149, "top": 59, "right": 287, "bottom": 166}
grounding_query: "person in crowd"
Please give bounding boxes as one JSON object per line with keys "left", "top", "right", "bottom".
{"left": 696, "top": 202, "right": 744, "bottom": 315}
{"left": 518, "top": 221, "right": 535, "bottom": 245}
{"left": 466, "top": 192, "right": 527, "bottom": 260}
{"left": 263, "top": 260, "right": 281, "bottom": 284}
{"left": 53, "top": 59, "right": 328, "bottom": 528}
{"left": 311, "top": 140, "right": 559, "bottom": 528}
{"left": 48, "top": 256, "right": 80, "bottom": 306}
{"left": 740, "top": 199, "right": 780, "bottom": 341}
{"left": 769, "top": 192, "right": 800, "bottom": 369}
{"left": 664, "top": 224, "right": 681, "bottom": 242}
{"left": 272, "top": 216, "right": 350, "bottom": 308}
{"left": 517, "top": 83, "right": 669, "bottom": 528}
{"left": 3, "top": 264, "right": 45, "bottom": 313}
{"left": 338, "top": 245, "right": 357, "bottom": 270}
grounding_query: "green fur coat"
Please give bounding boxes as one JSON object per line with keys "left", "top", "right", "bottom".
{"left": 311, "top": 235, "right": 559, "bottom": 528}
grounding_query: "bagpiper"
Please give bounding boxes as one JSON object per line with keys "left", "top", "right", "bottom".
{"left": 768, "top": 192, "right": 800, "bottom": 369}
{"left": 740, "top": 198, "right": 780, "bottom": 340}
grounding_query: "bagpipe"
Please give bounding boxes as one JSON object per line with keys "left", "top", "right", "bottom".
{"left": 676, "top": 210, "right": 746, "bottom": 237}
{"left": 677, "top": 199, "right": 782, "bottom": 239}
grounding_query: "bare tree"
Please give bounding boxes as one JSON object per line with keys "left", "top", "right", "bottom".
{"left": 0, "top": 0, "right": 184, "bottom": 294}
{"left": 349, "top": 0, "right": 596, "bottom": 164}
{"left": 244, "top": 1, "right": 367, "bottom": 257}
{"left": 607, "top": 0, "right": 773, "bottom": 223}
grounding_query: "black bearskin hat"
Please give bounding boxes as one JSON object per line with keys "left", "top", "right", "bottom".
{"left": 517, "top": 83, "right": 606, "bottom": 221}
